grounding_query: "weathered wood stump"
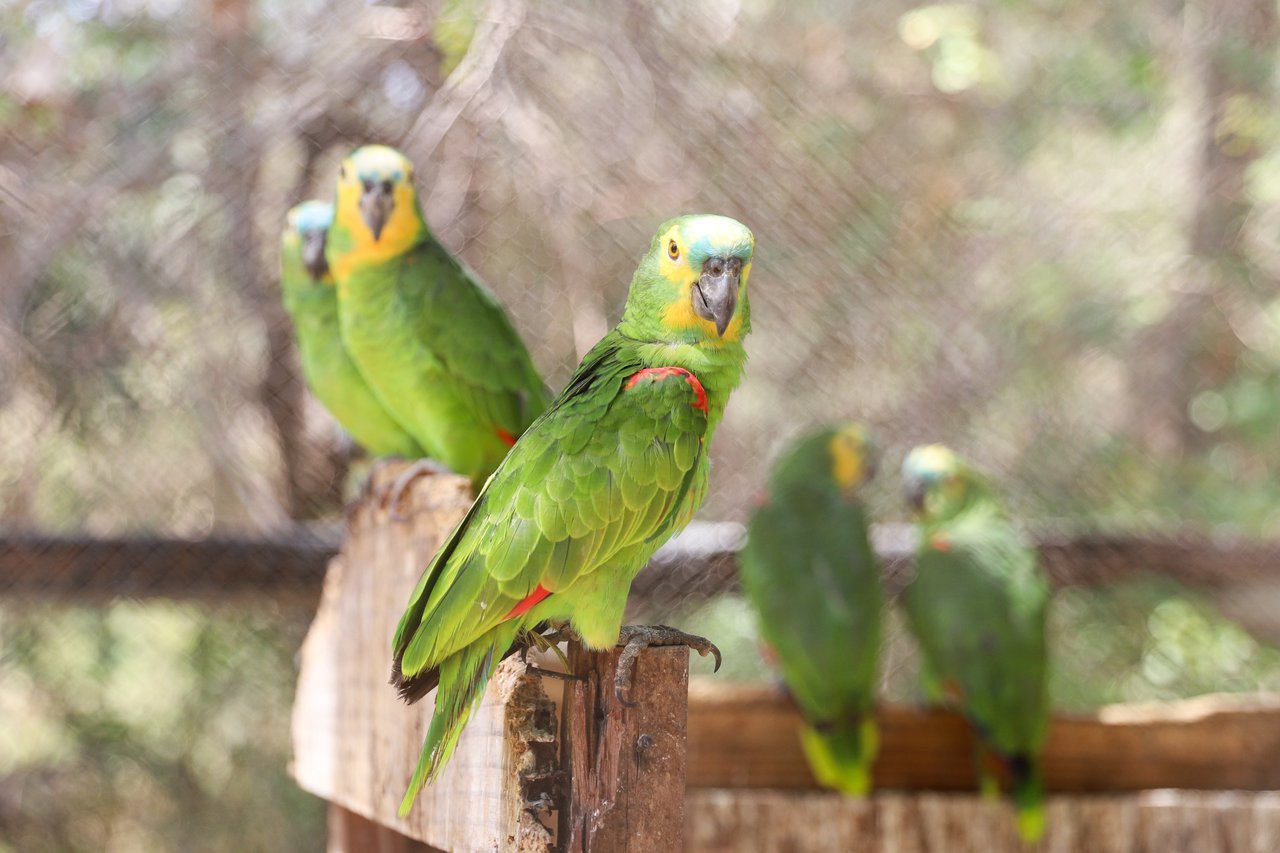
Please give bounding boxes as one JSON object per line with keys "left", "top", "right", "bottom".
{"left": 291, "top": 462, "right": 689, "bottom": 853}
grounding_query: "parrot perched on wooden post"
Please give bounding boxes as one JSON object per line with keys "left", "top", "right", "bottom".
{"left": 390, "top": 214, "right": 755, "bottom": 815}
{"left": 279, "top": 200, "right": 425, "bottom": 459}
{"left": 900, "top": 444, "right": 1050, "bottom": 842}
{"left": 326, "top": 145, "right": 550, "bottom": 489}
{"left": 739, "top": 424, "right": 883, "bottom": 796}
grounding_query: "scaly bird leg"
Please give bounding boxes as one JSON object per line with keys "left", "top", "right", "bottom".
{"left": 376, "top": 458, "right": 453, "bottom": 522}
{"left": 614, "top": 624, "right": 721, "bottom": 707}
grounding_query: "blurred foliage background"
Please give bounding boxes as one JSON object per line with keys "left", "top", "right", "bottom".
{"left": 2, "top": 0, "right": 1280, "bottom": 848}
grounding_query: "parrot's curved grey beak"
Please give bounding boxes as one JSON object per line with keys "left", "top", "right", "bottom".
{"left": 905, "top": 476, "right": 928, "bottom": 512}
{"left": 693, "top": 256, "right": 741, "bottom": 337}
{"left": 301, "top": 229, "right": 330, "bottom": 280}
{"left": 863, "top": 448, "right": 881, "bottom": 484}
{"left": 360, "top": 179, "right": 395, "bottom": 241}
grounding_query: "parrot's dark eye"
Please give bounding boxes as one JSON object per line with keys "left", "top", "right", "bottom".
{"left": 668, "top": 240, "right": 679, "bottom": 260}
{"left": 381, "top": 180, "right": 394, "bottom": 195}
{"left": 361, "top": 179, "right": 373, "bottom": 193}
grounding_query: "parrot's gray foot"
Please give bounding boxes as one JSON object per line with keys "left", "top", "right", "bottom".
{"left": 613, "top": 624, "right": 721, "bottom": 707}
{"left": 378, "top": 458, "right": 452, "bottom": 521}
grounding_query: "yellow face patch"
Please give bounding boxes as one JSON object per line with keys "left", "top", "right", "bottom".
{"left": 656, "top": 224, "right": 690, "bottom": 284}
{"left": 828, "top": 433, "right": 866, "bottom": 492}
{"left": 331, "top": 177, "right": 423, "bottom": 284}
{"left": 656, "top": 224, "right": 751, "bottom": 344}
{"left": 659, "top": 278, "right": 748, "bottom": 343}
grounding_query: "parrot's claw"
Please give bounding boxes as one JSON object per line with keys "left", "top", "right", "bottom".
{"left": 524, "top": 664, "right": 586, "bottom": 682}
{"left": 519, "top": 627, "right": 581, "bottom": 680}
{"left": 613, "top": 624, "right": 722, "bottom": 707}
{"left": 376, "top": 458, "right": 451, "bottom": 521}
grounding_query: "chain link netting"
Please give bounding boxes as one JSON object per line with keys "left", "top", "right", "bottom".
{"left": 3, "top": 0, "right": 1280, "bottom": 848}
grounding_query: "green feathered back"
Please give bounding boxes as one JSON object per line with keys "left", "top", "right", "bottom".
{"left": 280, "top": 201, "right": 424, "bottom": 459}
{"left": 740, "top": 424, "right": 882, "bottom": 795}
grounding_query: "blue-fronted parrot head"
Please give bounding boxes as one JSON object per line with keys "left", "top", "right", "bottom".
{"left": 283, "top": 200, "right": 335, "bottom": 282}
{"left": 623, "top": 214, "right": 755, "bottom": 345}
{"left": 902, "top": 444, "right": 967, "bottom": 521}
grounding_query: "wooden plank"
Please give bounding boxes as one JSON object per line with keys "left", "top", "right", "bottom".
{"left": 290, "top": 464, "right": 558, "bottom": 852}
{"left": 631, "top": 522, "right": 1280, "bottom": 614}
{"left": 0, "top": 527, "right": 340, "bottom": 601}
{"left": 12, "top": 520, "right": 1280, "bottom": 611}
{"left": 684, "top": 790, "right": 1280, "bottom": 853}
{"left": 327, "top": 805, "right": 440, "bottom": 853}
{"left": 686, "top": 683, "right": 1280, "bottom": 792}
{"left": 559, "top": 642, "right": 689, "bottom": 853}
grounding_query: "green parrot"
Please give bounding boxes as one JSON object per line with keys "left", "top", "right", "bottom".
{"left": 391, "top": 214, "right": 754, "bottom": 814}
{"left": 739, "top": 424, "right": 882, "bottom": 796}
{"left": 900, "top": 444, "right": 1050, "bottom": 842}
{"left": 279, "top": 200, "right": 426, "bottom": 460}
{"left": 326, "top": 145, "right": 550, "bottom": 487}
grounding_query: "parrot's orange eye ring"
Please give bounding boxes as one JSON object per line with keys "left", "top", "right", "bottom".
{"left": 667, "top": 240, "right": 679, "bottom": 260}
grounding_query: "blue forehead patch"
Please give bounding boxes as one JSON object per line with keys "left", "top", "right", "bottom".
{"left": 357, "top": 167, "right": 405, "bottom": 183}
{"left": 291, "top": 200, "right": 334, "bottom": 235}
{"left": 902, "top": 445, "right": 957, "bottom": 482}
{"left": 680, "top": 215, "right": 755, "bottom": 263}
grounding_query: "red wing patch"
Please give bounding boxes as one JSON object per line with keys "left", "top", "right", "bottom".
{"left": 625, "top": 366, "right": 708, "bottom": 414}
{"left": 504, "top": 584, "right": 551, "bottom": 620}
{"left": 930, "top": 534, "right": 952, "bottom": 552}
{"left": 496, "top": 428, "right": 517, "bottom": 448}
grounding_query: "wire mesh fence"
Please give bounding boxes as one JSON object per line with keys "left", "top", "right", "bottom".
{"left": 3, "top": 0, "right": 1280, "bottom": 848}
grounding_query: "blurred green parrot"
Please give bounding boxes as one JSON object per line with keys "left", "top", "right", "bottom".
{"left": 901, "top": 444, "right": 1050, "bottom": 842}
{"left": 739, "top": 424, "right": 883, "bottom": 796}
{"left": 326, "top": 145, "right": 550, "bottom": 488}
{"left": 391, "top": 214, "right": 755, "bottom": 814}
{"left": 279, "top": 200, "right": 425, "bottom": 459}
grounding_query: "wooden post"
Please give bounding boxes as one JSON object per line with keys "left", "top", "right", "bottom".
{"left": 291, "top": 461, "right": 692, "bottom": 852}
{"left": 291, "top": 464, "right": 560, "bottom": 852}
{"left": 559, "top": 642, "right": 689, "bottom": 853}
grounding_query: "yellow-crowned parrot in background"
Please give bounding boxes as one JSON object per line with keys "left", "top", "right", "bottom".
{"left": 279, "top": 200, "right": 425, "bottom": 459}
{"left": 326, "top": 145, "right": 550, "bottom": 488}
{"left": 739, "top": 424, "right": 883, "bottom": 796}
{"left": 391, "top": 214, "right": 754, "bottom": 814}
{"left": 901, "top": 444, "right": 1050, "bottom": 842}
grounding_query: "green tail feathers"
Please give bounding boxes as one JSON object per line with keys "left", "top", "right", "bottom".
{"left": 1011, "top": 754, "right": 1045, "bottom": 843}
{"left": 799, "top": 716, "right": 878, "bottom": 797}
{"left": 397, "top": 641, "right": 504, "bottom": 817}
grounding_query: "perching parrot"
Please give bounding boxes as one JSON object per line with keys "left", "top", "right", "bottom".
{"left": 326, "top": 145, "right": 550, "bottom": 488}
{"left": 279, "top": 200, "right": 426, "bottom": 459}
{"left": 391, "top": 214, "right": 754, "bottom": 814}
{"left": 739, "top": 424, "right": 882, "bottom": 796}
{"left": 900, "top": 444, "right": 1050, "bottom": 842}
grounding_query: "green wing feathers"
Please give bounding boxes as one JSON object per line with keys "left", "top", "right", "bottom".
{"left": 391, "top": 340, "right": 713, "bottom": 809}
{"left": 404, "top": 240, "right": 550, "bottom": 441}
